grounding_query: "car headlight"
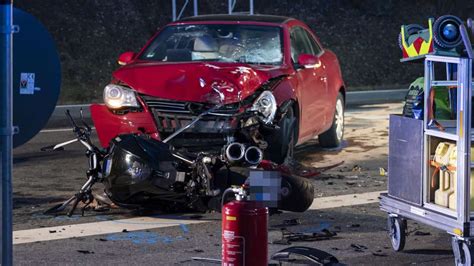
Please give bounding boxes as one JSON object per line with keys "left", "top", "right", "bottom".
{"left": 103, "top": 84, "right": 139, "bottom": 109}
{"left": 251, "top": 90, "right": 277, "bottom": 124}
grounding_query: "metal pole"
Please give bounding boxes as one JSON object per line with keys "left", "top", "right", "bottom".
{"left": 0, "top": 0, "right": 13, "bottom": 265}
{"left": 249, "top": 0, "right": 254, "bottom": 15}
{"left": 172, "top": 0, "right": 177, "bottom": 21}
{"left": 228, "top": 0, "right": 232, "bottom": 14}
{"left": 193, "top": 0, "right": 198, "bottom": 16}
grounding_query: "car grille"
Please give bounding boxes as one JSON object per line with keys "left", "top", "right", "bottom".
{"left": 141, "top": 95, "right": 242, "bottom": 152}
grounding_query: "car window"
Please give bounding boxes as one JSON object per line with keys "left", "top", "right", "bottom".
{"left": 290, "top": 27, "right": 313, "bottom": 63}
{"left": 303, "top": 30, "right": 323, "bottom": 55}
{"left": 139, "top": 24, "right": 283, "bottom": 65}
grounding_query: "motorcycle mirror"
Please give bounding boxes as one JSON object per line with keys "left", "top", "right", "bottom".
{"left": 65, "top": 109, "right": 79, "bottom": 129}
{"left": 79, "top": 108, "right": 91, "bottom": 131}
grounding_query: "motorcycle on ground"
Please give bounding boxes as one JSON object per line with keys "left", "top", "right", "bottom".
{"left": 42, "top": 107, "right": 315, "bottom": 216}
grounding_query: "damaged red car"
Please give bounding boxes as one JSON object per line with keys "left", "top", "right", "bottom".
{"left": 91, "top": 14, "right": 345, "bottom": 164}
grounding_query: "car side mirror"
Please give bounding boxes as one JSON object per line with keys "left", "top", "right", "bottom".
{"left": 297, "top": 54, "right": 320, "bottom": 69}
{"left": 118, "top": 51, "right": 136, "bottom": 66}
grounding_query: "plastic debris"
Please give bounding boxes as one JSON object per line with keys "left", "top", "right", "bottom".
{"left": 350, "top": 244, "right": 368, "bottom": 252}
{"left": 77, "top": 250, "right": 94, "bottom": 254}
{"left": 272, "top": 228, "right": 337, "bottom": 245}
{"left": 379, "top": 167, "right": 387, "bottom": 176}
{"left": 346, "top": 224, "right": 360, "bottom": 228}
{"left": 413, "top": 231, "right": 431, "bottom": 236}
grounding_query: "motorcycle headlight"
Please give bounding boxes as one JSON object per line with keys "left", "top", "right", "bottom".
{"left": 103, "top": 84, "right": 139, "bottom": 109}
{"left": 251, "top": 90, "right": 277, "bottom": 124}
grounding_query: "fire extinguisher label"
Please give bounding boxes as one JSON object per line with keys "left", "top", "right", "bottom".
{"left": 226, "top": 215, "right": 237, "bottom": 221}
{"left": 223, "top": 230, "right": 245, "bottom": 265}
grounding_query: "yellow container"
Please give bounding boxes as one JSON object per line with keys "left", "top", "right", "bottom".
{"left": 433, "top": 142, "right": 474, "bottom": 210}
{"left": 435, "top": 170, "right": 454, "bottom": 207}
{"left": 447, "top": 147, "right": 474, "bottom": 210}
{"left": 434, "top": 142, "right": 456, "bottom": 208}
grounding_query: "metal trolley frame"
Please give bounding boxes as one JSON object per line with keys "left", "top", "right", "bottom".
{"left": 380, "top": 54, "right": 474, "bottom": 265}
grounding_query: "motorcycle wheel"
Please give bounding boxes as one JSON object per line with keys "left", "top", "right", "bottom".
{"left": 278, "top": 174, "right": 315, "bottom": 212}
{"left": 218, "top": 167, "right": 314, "bottom": 213}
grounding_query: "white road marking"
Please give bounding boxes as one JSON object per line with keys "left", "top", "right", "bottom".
{"left": 309, "top": 190, "right": 385, "bottom": 210}
{"left": 13, "top": 216, "right": 206, "bottom": 245}
{"left": 40, "top": 127, "right": 95, "bottom": 133}
{"left": 13, "top": 190, "right": 386, "bottom": 245}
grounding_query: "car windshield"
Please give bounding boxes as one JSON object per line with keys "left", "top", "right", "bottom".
{"left": 139, "top": 24, "right": 283, "bottom": 65}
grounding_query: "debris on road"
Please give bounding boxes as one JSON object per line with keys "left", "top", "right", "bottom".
{"left": 346, "top": 224, "right": 361, "bottom": 228}
{"left": 413, "top": 231, "right": 431, "bottom": 236}
{"left": 270, "top": 218, "right": 302, "bottom": 228}
{"left": 282, "top": 218, "right": 301, "bottom": 226}
{"left": 346, "top": 175, "right": 359, "bottom": 179}
{"left": 372, "top": 251, "right": 388, "bottom": 257}
{"left": 350, "top": 243, "right": 368, "bottom": 253}
{"left": 346, "top": 181, "right": 358, "bottom": 186}
{"left": 106, "top": 231, "right": 183, "bottom": 245}
{"left": 272, "top": 228, "right": 337, "bottom": 245}
{"left": 191, "top": 257, "right": 221, "bottom": 264}
{"left": 379, "top": 167, "right": 387, "bottom": 176}
{"left": 352, "top": 165, "right": 362, "bottom": 172}
{"left": 77, "top": 250, "right": 95, "bottom": 254}
{"left": 261, "top": 159, "right": 344, "bottom": 178}
{"left": 48, "top": 230, "right": 56, "bottom": 233}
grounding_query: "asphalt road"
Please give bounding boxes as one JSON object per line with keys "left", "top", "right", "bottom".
{"left": 12, "top": 103, "right": 455, "bottom": 265}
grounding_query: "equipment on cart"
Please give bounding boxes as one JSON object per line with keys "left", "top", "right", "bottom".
{"left": 403, "top": 77, "right": 455, "bottom": 121}
{"left": 400, "top": 15, "right": 469, "bottom": 60}
{"left": 382, "top": 17, "right": 474, "bottom": 263}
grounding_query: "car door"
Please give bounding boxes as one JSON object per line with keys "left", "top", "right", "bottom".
{"left": 290, "top": 27, "right": 327, "bottom": 139}
{"left": 302, "top": 29, "right": 330, "bottom": 131}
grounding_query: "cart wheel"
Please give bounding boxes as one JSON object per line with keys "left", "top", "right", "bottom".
{"left": 387, "top": 216, "right": 406, "bottom": 251}
{"left": 452, "top": 237, "right": 474, "bottom": 266}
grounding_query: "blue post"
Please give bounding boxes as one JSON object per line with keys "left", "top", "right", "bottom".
{"left": 0, "top": 0, "right": 13, "bottom": 265}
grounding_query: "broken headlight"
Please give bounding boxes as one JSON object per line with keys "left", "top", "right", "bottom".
{"left": 103, "top": 84, "right": 139, "bottom": 109}
{"left": 251, "top": 90, "right": 277, "bottom": 124}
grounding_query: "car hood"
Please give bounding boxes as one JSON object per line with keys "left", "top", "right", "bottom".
{"left": 112, "top": 61, "right": 290, "bottom": 104}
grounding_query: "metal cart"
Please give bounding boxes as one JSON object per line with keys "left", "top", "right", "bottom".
{"left": 380, "top": 54, "right": 473, "bottom": 265}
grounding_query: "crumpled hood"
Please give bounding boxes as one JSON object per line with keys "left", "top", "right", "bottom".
{"left": 112, "top": 61, "right": 289, "bottom": 104}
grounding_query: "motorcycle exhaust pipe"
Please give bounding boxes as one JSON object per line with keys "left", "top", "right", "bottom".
{"left": 225, "top": 142, "right": 245, "bottom": 162}
{"left": 245, "top": 146, "right": 263, "bottom": 165}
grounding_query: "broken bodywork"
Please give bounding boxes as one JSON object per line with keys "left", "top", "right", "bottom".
{"left": 91, "top": 16, "right": 345, "bottom": 165}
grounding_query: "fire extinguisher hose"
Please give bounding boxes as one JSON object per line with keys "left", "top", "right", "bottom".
{"left": 221, "top": 187, "right": 237, "bottom": 208}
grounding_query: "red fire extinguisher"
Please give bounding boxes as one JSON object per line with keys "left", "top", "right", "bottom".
{"left": 222, "top": 187, "right": 269, "bottom": 266}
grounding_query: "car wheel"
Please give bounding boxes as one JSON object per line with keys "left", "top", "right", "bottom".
{"left": 266, "top": 105, "right": 297, "bottom": 164}
{"left": 318, "top": 93, "right": 344, "bottom": 148}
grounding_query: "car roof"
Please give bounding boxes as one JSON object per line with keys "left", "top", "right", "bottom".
{"left": 178, "top": 14, "right": 293, "bottom": 24}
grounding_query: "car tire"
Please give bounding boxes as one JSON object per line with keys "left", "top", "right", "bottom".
{"left": 318, "top": 93, "right": 344, "bottom": 148}
{"left": 266, "top": 105, "right": 297, "bottom": 164}
{"left": 278, "top": 174, "right": 314, "bottom": 212}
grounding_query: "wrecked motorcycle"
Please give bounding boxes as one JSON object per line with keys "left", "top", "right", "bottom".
{"left": 43, "top": 107, "right": 315, "bottom": 216}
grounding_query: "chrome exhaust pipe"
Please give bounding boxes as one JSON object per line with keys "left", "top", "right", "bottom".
{"left": 245, "top": 146, "right": 263, "bottom": 165}
{"left": 225, "top": 142, "right": 245, "bottom": 162}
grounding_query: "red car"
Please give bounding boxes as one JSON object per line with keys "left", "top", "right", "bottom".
{"left": 91, "top": 14, "right": 345, "bottom": 164}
